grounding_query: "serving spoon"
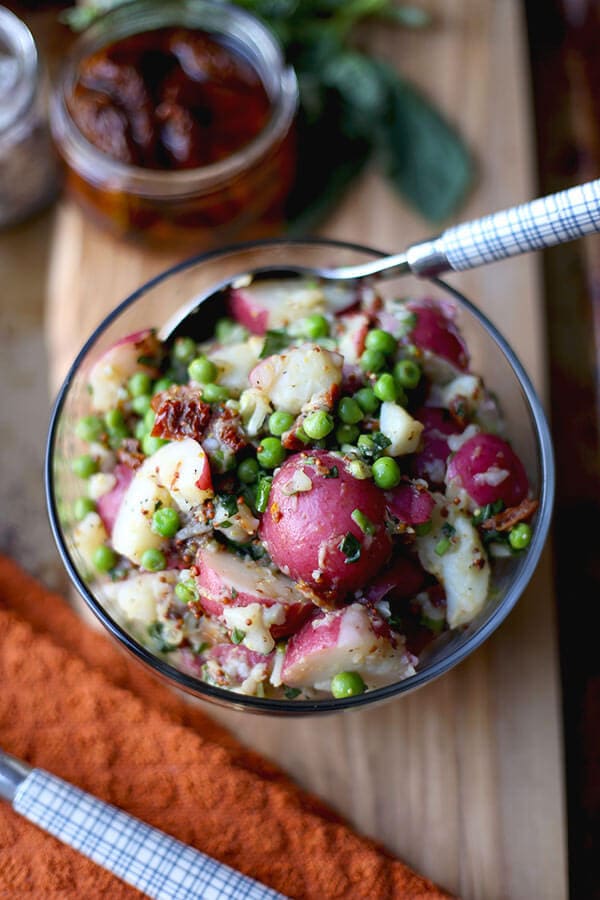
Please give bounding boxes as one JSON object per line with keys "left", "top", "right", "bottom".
{"left": 164, "top": 178, "right": 600, "bottom": 341}
{"left": 267, "top": 178, "right": 600, "bottom": 282}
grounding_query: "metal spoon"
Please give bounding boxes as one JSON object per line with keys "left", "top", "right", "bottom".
{"left": 163, "top": 179, "right": 600, "bottom": 341}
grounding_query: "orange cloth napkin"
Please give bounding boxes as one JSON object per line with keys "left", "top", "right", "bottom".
{"left": 0, "top": 556, "right": 453, "bottom": 899}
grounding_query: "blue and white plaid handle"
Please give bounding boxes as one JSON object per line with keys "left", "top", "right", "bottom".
{"left": 407, "top": 178, "right": 600, "bottom": 275}
{"left": 11, "top": 767, "right": 287, "bottom": 900}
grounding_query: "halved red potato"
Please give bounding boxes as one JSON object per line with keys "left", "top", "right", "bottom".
{"left": 96, "top": 463, "right": 134, "bottom": 533}
{"left": 201, "top": 643, "right": 274, "bottom": 693}
{"left": 249, "top": 344, "right": 343, "bottom": 416}
{"left": 280, "top": 603, "right": 415, "bottom": 691}
{"left": 409, "top": 406, "right": 464, "bottom": 487}
{"left": 259, "top": 450, "right": 391, "bottom": 601}
{"left": 229, "top": 279, "right": 357, "bottom": 334}
{"left": 385, "top": 482, "right": 434, "bottom": 525}
{"left": 112, "top": 438, "right": 213, "bottom": 565}
{"left": 195, "top": 543, "right": 313, "bottom": 643}
{"left": 445, "top": 432, "right": 529, "bottom": 508}
{"left": 335, "top": 312, "right": 370, "bottom": 365}
{"left": 88, "top": 329, "right": 161, "bottom": 413}
{"left": 406, "top": 298, "right": 469, "bottom": 374}
{"left": 363, "top": 555, "right": 426, "bottom": 604}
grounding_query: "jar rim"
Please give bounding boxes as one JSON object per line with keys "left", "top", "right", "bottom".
{"left": 49, "top": 0, "right": 299, "bottom": 199}
{"left": 0, "top": 7, "right": 38, "bottom": 134}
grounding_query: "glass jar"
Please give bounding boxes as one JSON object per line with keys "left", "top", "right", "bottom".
{"left": 50, "top": 0, "right": 299, "bottom": 247}
{"left": 0, "top": 6, "right": 58, "bottom": 227}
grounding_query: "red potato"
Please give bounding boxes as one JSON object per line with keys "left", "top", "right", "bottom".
{"left": 195, "top": 544, "right": 313, "bottom": 639}
{"left": 445, "top": 432, "right": 529, "bottom": 507}
{"left": 281, "top": 603, "right": 415, "bottom": 690}
{"left": 363, "top": 555, "right": 426, "bottom": 605}
{"left": 385, "top": 483, "right": 434, "bottom": 525}
{"left": 406, "top": 299, "right": 469, "bottom": 372}
{"left": 88, "top": 329, "right": 161, "bottom": 413}
{"left": 96, "top": 463, "right": 134, "bottom": 533}
{"left": 336, "top": 312, "right": 369, "bottom": 365}
{"left": 259, "top": 451, "right": 391, "bottom": 601}
{"left": 208, "top": 643, "right": 274, "bottom": 672}
{"left": 409, "top": 406, "right": 463, "bottom": 487}
{"left": 229, "top": 279, "right": 358, "bottom": 335}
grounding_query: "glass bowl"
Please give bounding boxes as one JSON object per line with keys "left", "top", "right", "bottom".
{"left": 49, "top": 0, "right": 298, "bottom": 247}
{"left": 45, "top": 238, "right": 554, "bottom": 715}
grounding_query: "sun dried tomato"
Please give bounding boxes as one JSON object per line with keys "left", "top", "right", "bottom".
{"left": 151, "top": 386, "right": 211, "bottom": 441}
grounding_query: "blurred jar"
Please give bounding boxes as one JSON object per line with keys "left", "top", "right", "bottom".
{"left": 50, "top": 0, "right": 298, "bottom": 247}
{"left": 0, "top": 6, "right": 58, "bottom": 227}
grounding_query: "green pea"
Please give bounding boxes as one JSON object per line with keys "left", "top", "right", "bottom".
{"left": 373, "top": 373, "right": 397, "bottom": 403}
{"left": 73, "top": 497, "right": 96, "bottom": 521}
{"left": 175, "top": 580, "right": 198, "bottom": 604}
{"left": 509, "top": 522, "right": 532, "bottom": 550}
{"left": 303, "top": 410, "right": 334, "bottom": 440}
{"left": 372, "top": 456, "right": 401, "bottom": 489}
{"left": 255, "top": 476, "right": 273, "bottom": 513}
{"left": 154, "top": 377, "right": 174, "bottom": 393}
{"left": 189, "top": 356, "right": 218, "bottom": 384}
{"left": 202, "top": 383, "right": 230, "bottom": 404}
{"left": 134, "top": 419, "right": 148, "bottom": 441}
{"left": 151, "top": 506, "right": 180, "bottom": 538}
{"left": 301, "top": 313, "right": 329, "bottom": 339}
{"left": 268, "top": 410, "right": 295, "bottom": 436}
{"left": 354, "top": 387, "right": 380, "bottom": 415}
{"left": 365, "top": 328, "right": 396, "bottom": 356}
{"left": 331, "top": 671, "right": 366, "bottom": 698}
{"left": 93, "top": 544, "right": 117, "bottom": 573}
{"left": 337, "top": 397, "right": 363, "bottom": 425}
{"left": 108, "top": 424, "right": 129, "bottom": 450}
{"left": 141, "top": 434, "right": 168, "bottom": 456}
{"left": 257, "top": 437, "right": 286, "bottom": 469}
{"left": 336, "top": 423, "right": 360, "bottom": 445}
{"left": 144, "top": 408, "right": 156, "bottom": 431}
{"left": 128, "top": 371, "right": 152, "bottom": 398}
{"left": 238, "top": 457, "right": 260, "bottom": 484}
{"left": 394, "top": 358, "right": 422, "bottom": 389}
{"left": 104, "top": 408, "right": 125, "bottom": 431}
{"left": 131, "top": 394, "right": 152, "bottom": 416}
{"left": 75, "top": 415, "right": 104, "bottom": 443}
{"left": 215, "top": 317, "right": 248, "bottom": 343}
{"left": 141, "top": 548, "right": 167, "bottom": 572}
{"left": 172, "top": 336, "right": 197, "bottom": 365}
{"left": 359, "top": 348, "right": 385, "bottom": 373}
{"left": 72, "top": 454, "right": 98, "bottom": 479}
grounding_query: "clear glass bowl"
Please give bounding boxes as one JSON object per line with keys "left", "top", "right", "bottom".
{"left": 45, "top": 238, "right": 555, "bottom": 715}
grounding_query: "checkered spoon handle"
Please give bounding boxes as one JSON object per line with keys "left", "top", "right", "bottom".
{"left": 0, "top": 752, "right": 286, "bottom": 900}
{"left": 407, "top": 178, "right": 600, "bottom": 276}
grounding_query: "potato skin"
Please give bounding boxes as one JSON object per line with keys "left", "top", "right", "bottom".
{"left": 446, "top": 432, "right": 529, "bottom": 507}
{"left": 259, "top": 450, "right": 391, "bottom": 601}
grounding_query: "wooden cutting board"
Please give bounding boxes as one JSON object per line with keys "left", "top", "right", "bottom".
{"left": 46, "top": 2, "right": 567, "bottom": 897}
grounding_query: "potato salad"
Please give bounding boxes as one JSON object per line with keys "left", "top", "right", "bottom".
{"left": 70, "top": 278, "right": 538, "bottom": 700}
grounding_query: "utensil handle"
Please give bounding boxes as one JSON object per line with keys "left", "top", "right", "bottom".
{"left": 13, "top": 768, "right": 285, "bottom": 900}
{"left": 407, "top": 179, "right": 600, "bottom": 275}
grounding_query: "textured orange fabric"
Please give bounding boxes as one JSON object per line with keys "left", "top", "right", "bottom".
{"left": 0, "top": 556, "right": 453, "bottom": 899}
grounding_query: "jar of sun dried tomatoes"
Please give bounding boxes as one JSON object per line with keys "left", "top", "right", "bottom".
{"left": 50, "top": 0, "right": 298, "bottom": 246}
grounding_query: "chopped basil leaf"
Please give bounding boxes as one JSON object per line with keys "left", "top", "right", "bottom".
{"left": 217, "top": 493, "right": 239, "bottom": 517}
{"left": 259, "top": 330, "right": 292, "bottom": 359}
{"left": 231, "top": 587, "right": 238, "bottom": 599}
{"left": 231, "top": 628, "right": 246, "bottom": 644}
{"left": 339, "top": 532, "right": 361, "bottom": 563}
{"left": 441, "top": 521, "right": 456, "bottom": 539}
{"left": 147, "top": 622, "right": 178, "bottom": 653}
{"left": 284, "top": 687, "right": 301, "bottom": 700}
{"left": 324, "top": 465, "right": 339, "bottom": 478}
{"left": 414, "top": 520, "right": 432, "bottom": 536}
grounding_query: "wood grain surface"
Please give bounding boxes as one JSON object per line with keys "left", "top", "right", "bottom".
{"left": 45, "top": 2, "right": 568, "bottom": 897}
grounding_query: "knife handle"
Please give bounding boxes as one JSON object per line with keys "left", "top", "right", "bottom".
{"left": 12, "top": 767, "right": 285, "bottom": 900}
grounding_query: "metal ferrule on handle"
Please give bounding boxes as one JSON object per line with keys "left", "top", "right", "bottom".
{"left": 7, "top": 766, "right": 286, "bottom": 900}
{"left": 407, "top": 178, "right": 600, "bottom": 276}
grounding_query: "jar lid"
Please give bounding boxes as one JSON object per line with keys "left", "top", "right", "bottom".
{"left": 0, "top": 6, "right": 38, "bottom": 133}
